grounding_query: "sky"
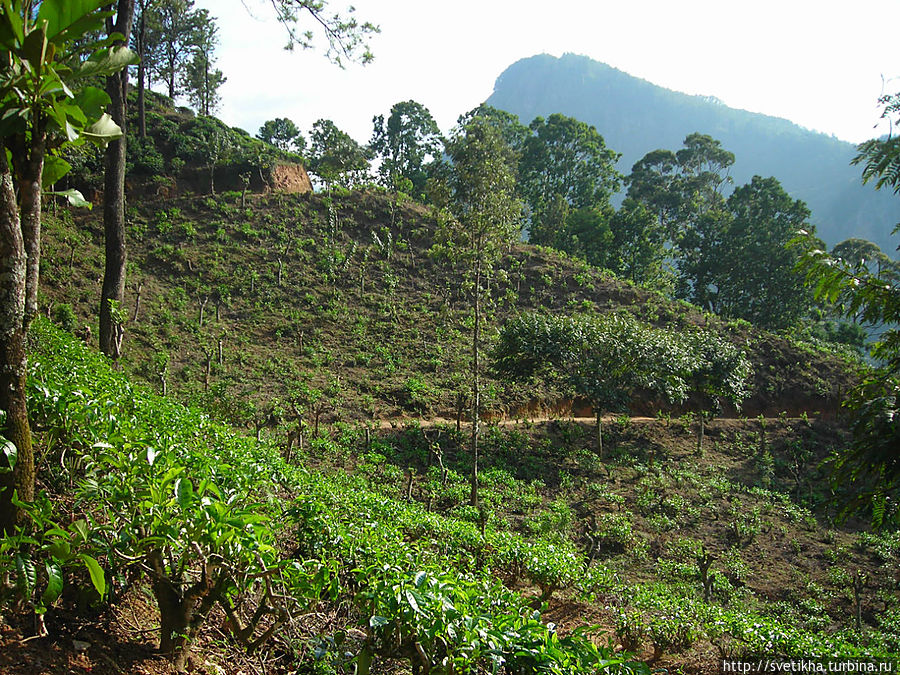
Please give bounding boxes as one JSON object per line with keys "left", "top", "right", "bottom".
{"left": 191, "top": 0, "right": 898, "bottom": 147}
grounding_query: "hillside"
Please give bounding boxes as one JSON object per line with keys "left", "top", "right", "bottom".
{"left": 486, "top": 53, "right": 900, "bottom": 256}
{"left": 40, "top": 187, "right": 858, "bottom": 428}
{"left": 7, "top": 97, "right": 895, "bottom": 675}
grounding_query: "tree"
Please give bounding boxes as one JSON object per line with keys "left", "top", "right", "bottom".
{"left": 493, "top": 313, "right": 691, "bottom": 457}
{"left": 269, "top": 0, "right": 379, "bottom": 66}
{"left": 257, "top": 117, "right": 305, "bottom": 154}
{"left": 456, "top": 104, "right": 530, "bottom": 157}
{"left": 307, "top": 118, "right": 370, "bottom": 189}
{"left": 794, "top": 90, "right": 900, "bottom": 525}
{"left": 442, "top": 118, "right": 522, "bottom": 506}
{"left": 627, "top": 134, "right": 735, "bottom": 310}
{"left": 182, "top": 8, "right": 224, "bottom": 117}
{"left": 99, "top": 0, "right": 136, "bottom": 364}
{"left": 132, "top": 0, "right": 158, "bottom": 138}
{"left": 519, "top": 113, "right": 621, "bottom": 247}
{"left": 0, "top": 0, "right": 133, "bottom": 533}
{"left": 144, "top": 0, "right": 202, "bottom": 100}
{"left": 717, "top": 176, "right": 813, "bottom": 329}
{"left": 370, "top": 100, "right": 443, "bottom": 195}
{"left": 607, "top": 198, "right": 671, "bottom": 291}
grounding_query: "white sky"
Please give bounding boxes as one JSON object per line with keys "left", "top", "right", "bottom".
{"left": 191, "top": 0, "right": 898, "bottom": 146}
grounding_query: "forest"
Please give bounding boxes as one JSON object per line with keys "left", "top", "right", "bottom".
{"left": 1, "top": 2, "right": 899, "bottom": 674}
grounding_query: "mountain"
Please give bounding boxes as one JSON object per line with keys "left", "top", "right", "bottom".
{"left": 486, "top": 53, "right": 900, "bottom": 256}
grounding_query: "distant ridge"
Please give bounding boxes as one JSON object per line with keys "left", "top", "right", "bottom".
{"left": 487, "top": 53, "right": 899, "bottom": 255}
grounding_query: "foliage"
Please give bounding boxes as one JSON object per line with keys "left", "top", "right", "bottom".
{"left": 520, "top": 113, "right": 622, "bottom": 248}
{"left": 370, "top": 100, "right": 442, "bottom": 196}
{"left": 257, "top": 116, "right": 305, "bottom": 154}
{"left": 181, "top": 7, "right": 225, "bottom": 116}
{"left": 308, "top": 118, "right": 371, "bottom": 188}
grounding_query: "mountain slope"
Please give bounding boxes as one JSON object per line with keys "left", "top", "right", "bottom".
{"left": 486, "top": 53, "right": 900, "bottom": 255}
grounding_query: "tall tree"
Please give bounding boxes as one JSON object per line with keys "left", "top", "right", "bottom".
{"left": 132, "top": 0, "right": 158, "bottom": 138}
{"left": 144, "top": 0, "right": 201, "bottom": 100}
{"left": 370, "top": 100, "right": 443, "bottom": 195}
{"left": 627, "top": 134, "right": 735, "bottom": 310}
{"left": 257, "top": 117, "right": 305, "bottom": 154}
{"left": 182, "top": 8, "right": 224, "bottom": 117}
{"left": 99, "top": 0, "right": 136, "bottom": 363}
{"left": 0, "top": 0, "right": 132, "bottom": 533}
{"left": 718, "top": 175, "right": 813, "bottom": 329}
{"left": 608, "top": 197, "right": 671, "bottom": 291}
{"left": 307, "top": 118, "right": 370, "bottom": 189}
{"left": 443, "top": 118, "right": 522, "bottom": 506}
{"left": 519, "top": 113, "right": 621, "bottom": 247}
{"left": 795, "top": 90, "right": 900, "bottom": 526}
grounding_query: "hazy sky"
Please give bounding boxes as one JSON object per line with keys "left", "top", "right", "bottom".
{"left": 192, "top": 0, "right": 897, "bottom": 146}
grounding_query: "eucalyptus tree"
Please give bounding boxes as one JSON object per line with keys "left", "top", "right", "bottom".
{"left": 257, "top": 117, "right": 305, "bottom": 154}
{"left": 717, "top": 176, "right": 813, "bottom": 329}
{"left": 442, "top": 118, "right": 523, "bottom": 506}
{"left": 308, "top": 118, "right": 371, "bottom": 189}
{"left": 0, "top": 0, "right": 134, "bottom": 533}
{"left": 370, "top": 100, "right": 443, "bottom": 195}
{"left": 493, "top": 312, "right": 692, "bottom": 457}
{"left": 144, "top": 0, "right": 202, "bottom": 100}
{"left": 183, "top": 8, "right": 225, "bottom": 116}
{"left": 627, "top": 133, "right": 735, "bottom": 309}
{"left": 99, "top": 0, "right": 136, "bottom": 364}
{"left": 518, "top": 113, "right": 621, "bottom": 249}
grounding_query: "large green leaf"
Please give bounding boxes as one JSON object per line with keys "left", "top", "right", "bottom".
{"left": 42, "top": 155, "right": 72, "bottom": 187}
{"left": 72, "top": 86, "right": 110, "bottom": 121}
{"left": 78, "top": 554, "right": 105, "bottom": 597}
{"left": 0, "top": 1, "right": 24, "bottom": 49}
{"left": 37, "top": 0, "right": 107, "bottom": 41}
{"left": 40, "top": 562, "right": 64, "bottom": 610}
{"left": 48, "top": 188, "right": 92, "bottom": 209}
{"left": 0, "top": 438, "right": 17, "bottom": 472}
{"left": 81, "top": 113, "right": 123, "bottom": 148}
{"left": 76, "top": 46, "right": 138, "bottom": 80}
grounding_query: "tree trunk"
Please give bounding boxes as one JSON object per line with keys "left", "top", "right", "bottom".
{"left": 99, "top": 1, "right": 135, "bottom": 362}
{"left": 696, "top": 414, "right": 706, "bottom": 454}
{"left": 0, "top": 148, "right": 34, "bottom": 535}
{"left": 469, "top": 262, "right": 481, "bottom": 507}
{"left": 20, "top": 127, "right": 46, "bottom": 329}
{"left": 137, "top": 8, "right": 147, "bottom": 139}
{"left": 595, "top": 408, "right": 603, "bottom": 459}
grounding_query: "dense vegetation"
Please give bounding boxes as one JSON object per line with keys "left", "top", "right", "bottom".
{"left": 2, "top": 3, "right": 899, "bottom": 674}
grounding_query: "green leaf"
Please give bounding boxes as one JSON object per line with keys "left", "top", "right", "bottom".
{"left": 0, "top": 1, "right": 25, "bottom": 49}
{"left": 21, "top": 24, "right": 48, "bottom": 73}
{"left": 42, "top": 155, "right": 72, "bottom": 188}
{"left": 81, "top": 113, "right": 123, "bottom": 148}
{"left": 78, "top": 554, "right": 105, "bottom": 597}
{"left": 76, "top": 45, "right": 138, "bottom": 80}
{"left": 47, "top": 188, "right": 92, "bottom": 209}
{"left": 175, "top": 477, "right": 194, "bottom": 508}
{"left": 146, "top": 446, "right": 157, "bottom": 466}
{"left": 414, "top": 570, "right": 427, "bottom": 588}
{"left": 37, "top": 0, "right": 107, "bottom": 41}
{"left": 72, "top": 85, "right": 110, "bottom": 120}
{"left": 15, "top": 554, "right": 36, "bottom": 597}
{"left": 41, "top": 562, "right": 64, "bottom": 607}
{"left": 0, "top": 438, "right": 17, "bottom": 472}
{"left": 369, "top": 615, "right": 389, "bottom": 628}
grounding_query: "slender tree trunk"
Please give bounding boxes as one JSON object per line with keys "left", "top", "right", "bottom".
{"left": 469, "top": 262, "right": 481, "bottom": 507}
{"left": 696, "top": 413, "right": 706, "bottom": 454}
{"left": 99, "top": 1, "right": 135, "bottom": 362}
{"left": 137, "top": 9, "right": 147, "bottom": 139}
{"left": 20, "top": 127, "right": 46, "bottom": 329}
{"left": 0, "top": 148, "right": 33, "bottom": 535}
{"left": 595, "top": 408, "right": 603, "bottom": 459}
